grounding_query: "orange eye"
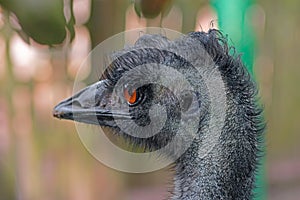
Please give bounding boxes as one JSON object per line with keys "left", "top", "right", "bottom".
{"left": 124, "top": 88, "right": 137, "bottom": 104}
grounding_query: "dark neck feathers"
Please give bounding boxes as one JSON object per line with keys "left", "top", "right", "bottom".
{"left": 171, "top": 30, "right": 264, "bottom": 200}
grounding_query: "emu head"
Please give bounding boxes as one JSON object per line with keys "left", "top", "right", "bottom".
{"left": 53, "top": 32, "right": 215, "bottom": 153}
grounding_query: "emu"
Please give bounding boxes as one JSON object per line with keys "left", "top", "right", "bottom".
{"left": 53, "top": 29, "right": 264, "bottom": 200}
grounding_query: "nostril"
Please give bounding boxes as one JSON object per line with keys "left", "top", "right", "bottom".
{"left": 72, "top": 100, "right": 82, "bottom": 107}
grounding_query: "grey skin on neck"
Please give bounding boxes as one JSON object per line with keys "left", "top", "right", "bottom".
{"left": 53, "top": 30, "right": 264, "bottom": 200}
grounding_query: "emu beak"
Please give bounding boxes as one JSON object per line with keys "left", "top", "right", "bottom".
{"left": 53, "top": 80, "right": 131, "bottom": 126}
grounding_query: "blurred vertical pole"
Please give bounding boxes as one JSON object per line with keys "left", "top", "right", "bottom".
{"left": 210, "top": 0, "right": 266, "bottom": 199}
{"left": 1, "top": 10, "right": 16, "bottom": 200}
{"left": 87, "top": 0, "right": 129, "bottom": 82}
{"left": 176, "top": 1, "right": 200, "bottom": 33}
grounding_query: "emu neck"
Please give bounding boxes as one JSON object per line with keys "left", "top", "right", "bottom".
{"left": 171, "top": 117, "right": 257, "bottom": 200}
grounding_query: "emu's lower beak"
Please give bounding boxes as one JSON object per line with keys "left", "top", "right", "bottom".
{"left": 53, "top": 80, "right": 131, "bottom": 126}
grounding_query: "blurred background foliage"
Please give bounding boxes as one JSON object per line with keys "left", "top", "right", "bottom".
{"left": 0, "top": 0, "right": 299, "bottom": 199}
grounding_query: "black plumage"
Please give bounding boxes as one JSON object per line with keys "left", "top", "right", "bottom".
{"left": 53, "top": 29, "right": 265, "bottom": 200}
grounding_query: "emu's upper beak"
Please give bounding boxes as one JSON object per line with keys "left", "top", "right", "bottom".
{"left": 53, "top": 80, "right": 131, "bottom": 126}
